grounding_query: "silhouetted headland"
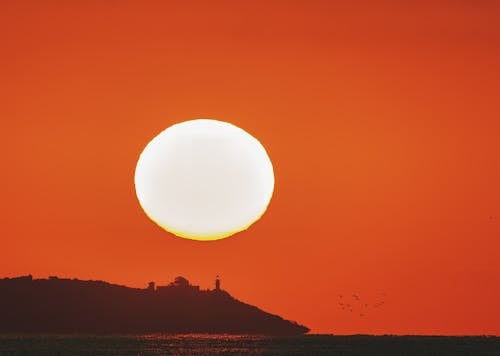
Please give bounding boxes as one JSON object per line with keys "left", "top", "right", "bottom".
{"left": 0, "top": 275, "right": 309, "bottom": 335}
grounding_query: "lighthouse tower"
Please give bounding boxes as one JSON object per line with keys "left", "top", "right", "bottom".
{"left": 215, "top": 275, "right": 221, "bottom": 291}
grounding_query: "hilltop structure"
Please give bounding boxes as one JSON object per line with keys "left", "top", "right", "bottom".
{"left": 215, "top": 275, "right": 221, "bottom": 291}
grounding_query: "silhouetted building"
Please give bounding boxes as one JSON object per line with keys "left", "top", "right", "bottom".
{"left": 215, "top": 275, "right": 221, "bottom": 291}
{"left": 171, "top": 276, "right": 189, "bottom": 287}
{"left": 147, "top": 282, "right": 155, "bottom": 291}
{"left": 157, "top": 276, "right": 200, "bottom": 293}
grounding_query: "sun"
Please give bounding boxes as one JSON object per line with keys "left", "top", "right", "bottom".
{"left": 134, "top": 119, "right": 275, "bottom": 241}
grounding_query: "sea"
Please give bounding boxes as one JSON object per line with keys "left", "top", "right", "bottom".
{"left": 0, "top": 334, "right": 499, "bottom": 355}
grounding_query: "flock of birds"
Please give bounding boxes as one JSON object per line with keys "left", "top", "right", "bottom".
{"left": 334, "top": 216, "right": 495, "bottom": 318}
{"left": 337, "top": 292, "right": 386, "bottom": 317}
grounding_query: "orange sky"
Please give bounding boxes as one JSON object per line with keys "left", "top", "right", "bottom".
{"left": 1, "top": 1, "right": 499, "bottom": 335}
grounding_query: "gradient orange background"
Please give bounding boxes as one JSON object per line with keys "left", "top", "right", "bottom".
{"left": 1, "top": 1, "right": 499, "bottom": 335}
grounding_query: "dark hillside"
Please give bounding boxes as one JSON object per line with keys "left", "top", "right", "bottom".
{"left": 0, "top": 275, "right": 308, "bottom": 335}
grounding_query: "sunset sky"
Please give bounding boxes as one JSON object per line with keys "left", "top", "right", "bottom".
{"left": 1, "top": 1, "right": 499, "bottom": 335}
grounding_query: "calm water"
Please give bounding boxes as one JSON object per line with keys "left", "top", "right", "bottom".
{"left": 0, "top": 334, "right": 499, "bottom": 355}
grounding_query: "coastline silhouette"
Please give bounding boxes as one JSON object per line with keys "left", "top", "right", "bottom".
{"left": 0, "top": 275, "right": 309, "bottom": 335}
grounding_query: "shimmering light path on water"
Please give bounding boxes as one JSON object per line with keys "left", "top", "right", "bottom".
{"left": 0, "top": 334, "right": 499, "bottom": 355}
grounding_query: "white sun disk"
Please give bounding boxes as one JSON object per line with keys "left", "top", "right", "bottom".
{"left": 134, "top": 119, "right": 274, "bottom": 241}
